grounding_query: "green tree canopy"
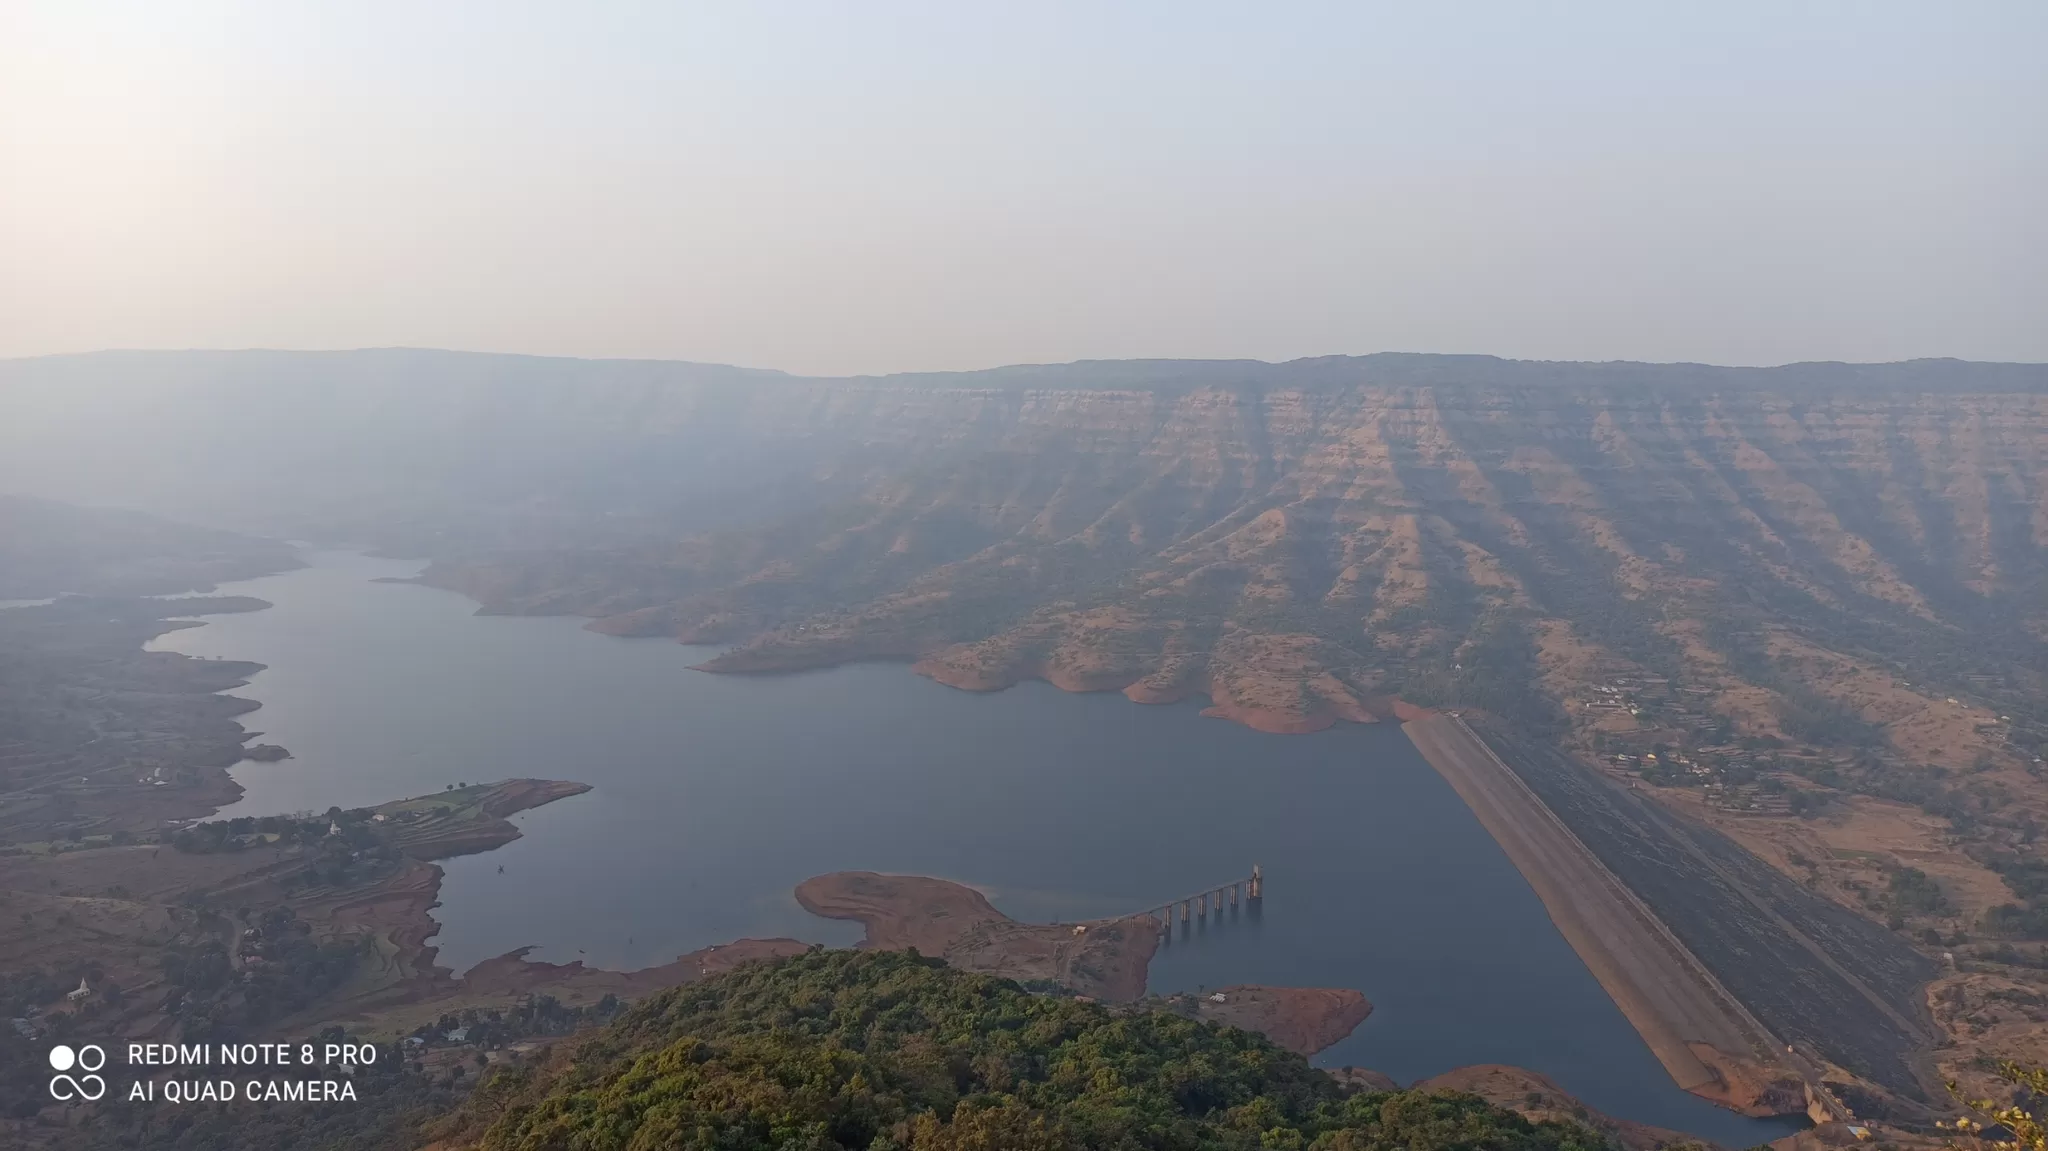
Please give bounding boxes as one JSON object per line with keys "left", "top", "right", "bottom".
{"left": 451, "top": 949, "right": 1615, "bottom": 1151}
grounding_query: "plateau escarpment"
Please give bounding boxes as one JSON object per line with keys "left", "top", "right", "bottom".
{"left": 8, "top": 350, "right": 2048, "bottom": 1127}
{"left": 406, "top": 369, "right": 2046, "bottom": 751}
{"left": 794, "top": 870, "right": 1161, "bottom": 1003}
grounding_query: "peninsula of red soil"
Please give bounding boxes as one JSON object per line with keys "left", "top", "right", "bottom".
{"left": 793, "top": 870, "right": 1378, "bottom": 1061}
{"left": 1173, "top": 985, "right": 1373, "bottom": 1056}
{"left": 794, "top": 870, "right": 1160, "bottom": 1002}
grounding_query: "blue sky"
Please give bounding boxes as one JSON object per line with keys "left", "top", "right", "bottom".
{"left": 2, "top": 2, "right": 2041, "bottom": 372}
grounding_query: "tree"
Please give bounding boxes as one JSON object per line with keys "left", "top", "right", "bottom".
{"left": 1947, "top": 1062, "right": 2047, "bottom": 1151}
{"left": 442, "top": 950, "right": 1619, "bottom": 1151}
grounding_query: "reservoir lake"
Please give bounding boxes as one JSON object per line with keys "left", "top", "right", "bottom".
{"left": 149, "top": 550, "right": 1798, "bottom": 1144}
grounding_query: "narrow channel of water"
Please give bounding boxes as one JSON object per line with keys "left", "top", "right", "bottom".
{"left": 148, "top": 550, "right": 1800, "bottom": 1144}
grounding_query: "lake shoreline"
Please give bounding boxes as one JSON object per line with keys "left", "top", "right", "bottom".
{"left": 141, "top": 551, "right": 1812, "bottom": 1144}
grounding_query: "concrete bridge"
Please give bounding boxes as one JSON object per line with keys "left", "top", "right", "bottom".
{"left": 1148, "top": 865, "right": 1262, "bottom": 941}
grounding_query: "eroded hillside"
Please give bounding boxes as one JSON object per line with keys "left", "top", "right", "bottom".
{"left": 414, "top": 376, "right": 2045, "bottom": 745}
{"left": 407, "top": 363, "right": 2048, "bottom": 1104}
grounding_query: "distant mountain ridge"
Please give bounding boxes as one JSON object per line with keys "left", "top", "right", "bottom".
{"left": 2, "top": 346, "right": 2042, "bottom": 753}
{"left": 867, "top": 352, "right": 2048, "bottom": 393}
{"left": 7, "top": 345, "right": 2045, "bottom": 393}
{"left": 3, "top": 347, "right": 2040, "bottom": 550}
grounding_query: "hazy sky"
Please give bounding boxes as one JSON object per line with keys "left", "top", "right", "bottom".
{"left": 2, "top": 2, "right": 2042, "bottom": 374}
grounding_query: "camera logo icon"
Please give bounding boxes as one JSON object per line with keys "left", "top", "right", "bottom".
{"left": 48, "top": 1044, "right": 107, "bottom": 1101}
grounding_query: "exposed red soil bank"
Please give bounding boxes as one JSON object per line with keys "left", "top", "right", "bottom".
{"left": 795, "top": 870, "right": 1160, "bottom": 1002}
{"left": 1181, "top": 985, "right": 1373, "bottom": 1057}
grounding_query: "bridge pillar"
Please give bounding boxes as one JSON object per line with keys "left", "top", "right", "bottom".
{"left": 1179, "top": 899, "right": 1190, "bottom": 924}
{"left": 1248, "top": 864, "right": 1262, "bottom": 900}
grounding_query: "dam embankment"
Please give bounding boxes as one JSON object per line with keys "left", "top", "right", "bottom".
{"left": 1408, "top": 712, "right": 1940, "bottom": 1111}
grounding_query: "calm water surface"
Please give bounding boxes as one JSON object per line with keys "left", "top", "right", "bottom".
{"left": 150, "top": 551, "right": 1797, "bottom": 1144}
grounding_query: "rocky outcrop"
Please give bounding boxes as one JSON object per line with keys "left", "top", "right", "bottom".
{"left": 1414, "top": 1064, "right": 1723, "bottom": 1151}
{"left": 794, "top": 870, "right": 1159, "bottom": 1002}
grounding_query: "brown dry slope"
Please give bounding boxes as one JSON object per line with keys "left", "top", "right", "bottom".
{"left": 5, "top": 354, "right": 2042, "bottom": 747}
{"left": 370, "top": 358, "right": 2047, "bottom": 761}
{"left": 793, "top": 870, "right": 1160, "bottom": 1001}
{"left": 1183, "top": 985, "right": 1374, "bottom": 1058}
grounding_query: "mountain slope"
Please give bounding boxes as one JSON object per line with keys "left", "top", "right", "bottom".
{"left": 434, "top": 949, "right": 1619, "bottom": 1151}
{"left": 0, "top": 494, "right": 300, "bottom": 598}
{"left": 6, "top": 349, "right": 2047, "bottom": 1104}
{"left": 392, "top": 370, "right": 2046, "bottom": 745}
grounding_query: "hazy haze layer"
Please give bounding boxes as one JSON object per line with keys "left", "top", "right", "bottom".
{"left": 2, "top": 2, "right": 2043, "bottom": 371}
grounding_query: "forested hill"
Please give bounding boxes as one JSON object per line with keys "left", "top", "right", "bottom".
{"left": 432, "top": 950, "right": 1618, "bottom": 1151}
